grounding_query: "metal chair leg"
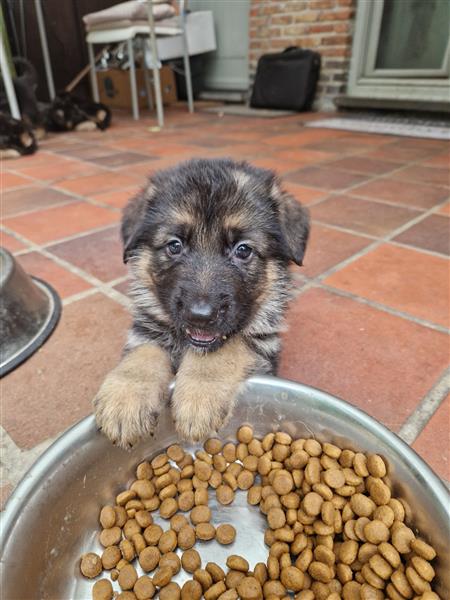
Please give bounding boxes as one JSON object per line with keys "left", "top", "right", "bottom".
{"left": 0, "top": 34, "right": 20, "bottom": 119}
{"left": 34, "top": 0, "right": 55, "bottom": 100}
{"left": 127, "top": 38, "right": 139, "bottom": 120}
{"left": 87, "top": 42, "right": 100, "bottom": 102}
{"left": 181, "top": 27, "right": 194, "bottom": 113}
{"left": 145, "top": 0, "right": 164, "bottom": 127}
{"left": 142, "top": 39, "right": 154, "bottom": 111}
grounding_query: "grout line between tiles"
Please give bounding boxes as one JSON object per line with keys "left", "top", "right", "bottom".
{"left": 398, "top": 368, "right": 450, "bottom": 444}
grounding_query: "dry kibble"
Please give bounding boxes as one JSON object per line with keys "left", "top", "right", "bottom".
{"left": 367, "top": 454, "right": 387, "bottom": 478}
{"left": 267, "top": 507, "right": 286, "bottom": 529}
{"left": 182, "top": 548, "right": 201, "bottom": 573}
{"left": 81, "top": 553, "right": 102, "bottom": 578}
{"left": 323, "top": 468, "right": 346, "bottom": 489}
{"left": 303, "top": 492, "right": 323, "bottom": 516}
{"left": 391, "top": 524, "right": 415, "bottom": 553}
{"left": 226, "top": 569, "right": 246, "bottom": 589}
{"left": 99, "top": 527, "right": 122, "bottom": 548}
{"left": 217, "top": 589, "right": 238, "bottom": 600}
{"left": 92, "top": 579, "right": 113, "bottom": 600}
{"left": 350, "top": 493, "right": 376, "bottom": 517}
{"left": 369, "top": 553, "right": 393, "bottom": 579}
{"left": 181, "top": 580, "right": 203, "bottom": 600}
{"left": 237, "top": 425, "right": 253, "bottom": 444}
{"left": 236, "top": 576, "right": 263, "bottom": 599}
{"left": 204, "top": 581, "right": 227, "bottom": 600}
{"left": 139, "top": 546, "right": 160, "bottom": 572}
{"left": 190, "top": 505, "right": 211, "bottom": 524}
{"left": 216, "top": 523, "right": 236, "bottom": 545}
{"left": 247, "top": 485, "right": 262, "bottom": 505}
{"left": 308, "top": 561, "right": 333, "bottom": 583}
{"left": 120, "top": 539, "right": 135, "bottom": 562}
{"left": 410, "top": 538, "right": 436, "bottom": 561}
{"left": 227, "top": 555, "right": 249, "bottom": 572}
{"left": 178, "top": 524, "right": 196, "bottom": 550}
{"left": 102, "top": 545, "right": 121, "bottom": 570}
{"left": 153, "top": 566, "right": 173, "bottom": 588}
{"left": 195, "top": 568, "right": 214, "bottom": 591}
{"left": 410, "top": 556, "right": 435, "bottom": 582}
{"left": 237, "top": 469, "right": 255, "bottom": 490}
{"left": 118, "top": 564, "right": 138, "bottom": 591}
{"left": 272, "top": 470, "right": 294, "bottom": 495}
{"left": 134, "top": 576, "right": 155, "bottom": 600}
{"left": 159, "top": 582, "right": 181, "bottom": 600}
{"left": 159, "top": 498, "right": 178, "bottom": 519}
{"left": 206, "top": 562, "right": 226, "bottom": 582}
{"left": 99, "top": 506, "right": 116, "bottom": 529}
{"left": 364, "top": 520, "right": 390, "bottom": 544}
{"left": 131, "top": 480, "right": 155, "bottom": 500}
{"left": 280, "top": 566, "right": 304, "bottom": 591}
{"left": 378, "top": 542, "right": 400, "bottom": 569}
{"left": 160, "top": 552, "right": 181, "bottom": 576}
{"left": 196, "top": 522, "right": 216, "bottom": 540}
{"left": 216, "top": 484, "right": 235, "bottom": 505}
{"left": 159, "top": 529, "right": 177, "bottom": 553}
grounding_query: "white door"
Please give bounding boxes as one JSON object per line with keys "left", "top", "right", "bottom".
{"left": 348, "top": 0, "right": 450, "bottom": 103}
{"left": 189, "top": 0, "right": 250, "bottom": 91}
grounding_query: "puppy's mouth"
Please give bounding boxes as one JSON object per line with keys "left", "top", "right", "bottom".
{"left": 185, "top": 327, "right": 224, "bottom": 348}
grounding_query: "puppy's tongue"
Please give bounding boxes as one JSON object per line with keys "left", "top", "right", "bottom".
{"left": 186, "top": 328, "right": 217, "bottom": 343}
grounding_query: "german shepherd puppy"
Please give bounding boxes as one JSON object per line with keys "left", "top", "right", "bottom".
{"left": 94, "top": 158, "right": 309, "bottom": 447}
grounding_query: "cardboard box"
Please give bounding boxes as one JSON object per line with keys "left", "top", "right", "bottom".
{"left": 97, "top": 66, "right": 177, "bottom": 109}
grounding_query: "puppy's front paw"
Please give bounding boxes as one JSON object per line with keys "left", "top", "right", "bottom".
{"left": 171, "top": 382, "right": 232, "bottom": 442}
{"left": 94, "top": 373, "right": 163, "bottom": 449}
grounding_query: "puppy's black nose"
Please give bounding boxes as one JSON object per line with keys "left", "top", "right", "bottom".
{"left": 186, "top": 301, "right": 216, "bottom": 325}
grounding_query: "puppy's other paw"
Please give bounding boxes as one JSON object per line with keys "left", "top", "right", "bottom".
{"left": 172, "top": 385, "right": 230, "bottom": 442}
{"left": 94, "top": 373, "right": 162, "bottom": 449}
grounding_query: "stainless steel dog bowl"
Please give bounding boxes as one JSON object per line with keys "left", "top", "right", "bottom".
{"left": 0, "top": 247, "right": 61, "bottom": 376}
{"left": 1, "top": 377, "right": 448, "bottom": 599}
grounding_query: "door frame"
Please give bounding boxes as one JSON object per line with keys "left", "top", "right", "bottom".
{"left": 347, "top": 0, "right": 450, "bottom": 102}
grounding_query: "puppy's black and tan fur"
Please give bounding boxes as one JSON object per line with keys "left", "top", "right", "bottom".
{"left": 94, "top": 158, "right": 309, "bottom": 447}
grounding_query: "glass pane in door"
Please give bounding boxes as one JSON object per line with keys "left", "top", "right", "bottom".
{"left": 375, "top": 0, "right": 449, "bottom": 71}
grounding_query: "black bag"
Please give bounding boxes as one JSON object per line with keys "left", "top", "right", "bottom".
{"left": 250, "top": 47, "right": 321, "bottom": 111}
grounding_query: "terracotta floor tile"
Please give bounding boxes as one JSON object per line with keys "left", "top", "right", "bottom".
{"left": 282, "top": 182, "right": 328, "bottom": 205}
{"left": 362, "top": 145, "right": 439, "bottom": 163}
{"left": 326, "top": 156, "right": 398, "bottom": 176}
{"left": 391, "top": 165, "right": 449, "bottom": 188}
{"left": 91, "top": 186, "right": 141, "bottom": 208}
{"left": 48, "top": 226, "right": 126, "bottom": 282}
{"left": 265, "top": 129, "right": 347, "bottom": 148}
{"left": 436, "top": 201, "right": 450, "bottom": 216}
{"left": 16, "top": 252, "right": 91, "bottom": 298}
{"left": 276, "top": 148, "right": 335, "bottom": 165}
{"left": 2, "top": 186, "right": 75, "bottom": 218}
{"left": 286, "top": 166, "right": 368, "bottom": 191}
{"left": 4, "top": 202, "right": 119, "bottom": 244}
{"left": 305, "top": 137, "right": 387, "bottom": 155}
{"left": 88, "top": 151, "right": 152, "bottom": 168}
{"left": 56, "top": 172, "right": 139, "bottom": 196}
{"left": 113, "top": 279, "right": 130, "bottom": 295}
{"left": 250, "top": 156, "right": 301, "bottom": 174}
{"left": 1, "top": 293, "right": 129, "bottom": 448}
{"left": 421, "top": 152, "right": 450, "bottom": 169}
{"left": 58, "top": 144, "right": 120, "bottom": 160}
{"left": 1, "top": 172, "right": 33, "bottom": 189}
{"left": 324, "top": 244, "right": 449, "bottom": 327}
{"left": 350, "top": 177, "right": 448, "bottom": 210}
{"left": 412, "top": 394, "right": 450, "bottom": 481}
{"left": 6, "top": 151, "right": 64, "bottom": 171}
{"left": 279, "top": 288, "right": 450, "bottom": 431}
{"left": 303, "top": 224, "right": 372, "bottom": 278}
{"left": 310, "top": 195, "right": 418, "bottom": 236}
{"left": 0, "top": 231, "right": 29, "bottom": 253}
{"left": 18, "top": 159, "right": 103, "bottom": 183}
{"left": 394, "top": 214, "right": 450, "bottom": 257}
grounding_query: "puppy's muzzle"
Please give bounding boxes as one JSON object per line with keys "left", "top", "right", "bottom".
{"left": 183, "top": 299, "right": 229, "bottom": 348}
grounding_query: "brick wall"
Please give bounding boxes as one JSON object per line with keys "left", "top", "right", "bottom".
{"left": 249, "top": 0, "right": 356, "bottom": 111}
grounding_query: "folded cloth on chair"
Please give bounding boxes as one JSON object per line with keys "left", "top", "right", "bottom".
{"left": 83, "top": 1, "right": 175, "bottom": 29}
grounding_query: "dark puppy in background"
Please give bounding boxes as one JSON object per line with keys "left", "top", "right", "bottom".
{"left": 94, "top": 158, "right": 309, "bottom": 447}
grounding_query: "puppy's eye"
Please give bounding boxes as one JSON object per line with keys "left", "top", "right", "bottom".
{"left": 167, "top": 239, "right": 182, "bottom": 256}
{"left": 234, "top": 243, "right": 253, "bottom": 260}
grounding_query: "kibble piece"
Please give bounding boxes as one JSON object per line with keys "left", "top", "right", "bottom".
{"left": 92, "top": 578, "right": 113, "bottom": 600}
{"left": 204, "top": 581, "right": 227, "bottom": 600}
{"left": 99, "top": 526, "right": 122, "bottom": 547}
{"left": 139, "top": 546, "right": 161, "bottom": 572}
{"left": 120, "top": 539, "right": 136, "bottom": 562}
{"left": 236, "top": 576, "right": 263, "bottom": 599}
{"left": 237, "top": 425, "right": 253, "bottom": 444}
{"left": 178, "top": 524, "right": 196, "bottom": 550}
{"left": 194, "top": 568, "right": 214, "bottom": 591}
{"left": 196, "top": 522, "right": 216, "bottom": 541}
{"left": 194, "top": 487, "right": 209, "bottom": 505}
{"left": 123, "top": 519, "right": 141, "bottom": 540}
{"left": 216, "top": 523, "right": 236, "bottom": 545}
{"left": 204, "top": 438, "right": 223, "bottom": 455}
{"left": 195, "top": 460, "right": 213, "bottom": 482}
{"left": 391, "top": 524, "right": 415, "bottom": 553}
{"left": 237, "top": 469, "right": 255, "bottom": 490}
{"left": 190, "top": 505, "right": 211, "bottom": 525}
{"left": 135, "top": 510, "right": 152, "bottom": 529}
{"left": 118, "top": 564, "right": 138, "bottom": 591}
{"left": 217, "top": 589, "right": 238, "bottom": 600}
{"left": 369, "top": 553, "right": 393, "bottom": 579}
{"left": 263, "top": 580, "right": 286, "bottom": 597}
{"left": 410, "top": 556, "right": 435, "bottom": 582}
{"left": 134, "top": 576, "right": 155, "bottom": 600}
{"left": 308, "top": 561, "right": 333, "bottom": 583}
{"left": 360, "top": 583, "right": 383, "bottom": 600}
{"left": 160, "top": 498, "right": 178, "bottom": 519}
{"left": 181, "top": 548, "right": 202, "bottom": 573}
{"left": 117, "top": 490, "right": 136, "bottom": 506}
{"left": 81, "top": 553, "right": 102, "bottom": 578}
{"left": 159, "top": 529, "right": 177, "bottom": 553}
{"left": 410, "top": 538, "right": 436, "bottom": 561}
{"left": 222, "top": 442, "right": 237, "bottom": 462}
{"left": 267, "top": 507, "right": 286, "bottom": 529}
{"left": 99, "top": 506, "right": 116, "bottom": 529}
{"left": 153, "top": 566, "right": 173, "bottom": 588}
{"left": 169, "top": 514, "right": 187, "bottom": 533}
{"left": 160, "top": 552, "right": 181, "bottom": 576}
{"left": 364, "top": 520, "right": 390, "bottom": 544}
{"left": 247, "top": 485, "right": 262, "bottom": 506}
{"left": 369, "top": 478, "right": 391, "bottom": 506}
{"left": 236, "top": 443, "right": 249, "bottom": 462}
{"left": 144, "top": 524, "right": 163, "bottom": 546}
{"left": 114, "top": 506, "right": 128, "bottom": 527}
{"left": 323, "top": 468, "right": 346, "bottom": 489}
{"left": 159, "top": 582, "right": 181, "bottom": 600}
{"left": 101, "top": 545, "right": 121, "bottom": 570}
{"left": 216, "top": 484, "right": 235, "bottom": 505}
{"left": 226, "top": 555, "right": 249, "bottom": 573}
{"left": 378, "top": 542, "right": 400, "bottom": 569}
{"left": 303, "top": 492, "right": 323, "bottom": 516}
{"left": 131, "top": 479, "right": 155, "bottom": 500}
{"left": 366, "top": 454, "right": 387, "bottom": 478}
{"left": 272, "top": 470, "right": 294, "bottom": 495}
{"left": 280, "top": 566, "right": 304, "bottom": 592}
{"left": 405, "top": 566, "right": 430, "bottom": 595}
{"left": 206, "top": 562, "right": 226, "bottom": 582}
{"left": 181, "top": 580, "right": 203, "bottom": 600}
{"left": 350, "top": 493, "right": 376, "bottom": 517}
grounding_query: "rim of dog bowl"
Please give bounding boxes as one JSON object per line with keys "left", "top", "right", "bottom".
{"left": 1, "top": 375, "right": 448, "bottom": 551}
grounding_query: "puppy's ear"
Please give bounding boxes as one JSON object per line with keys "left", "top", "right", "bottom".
{"left": 121, "top": 187, "right": 152, "bottom": 263}
{"left": 274, "top": 184, "right": 310, "bottom": 266}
